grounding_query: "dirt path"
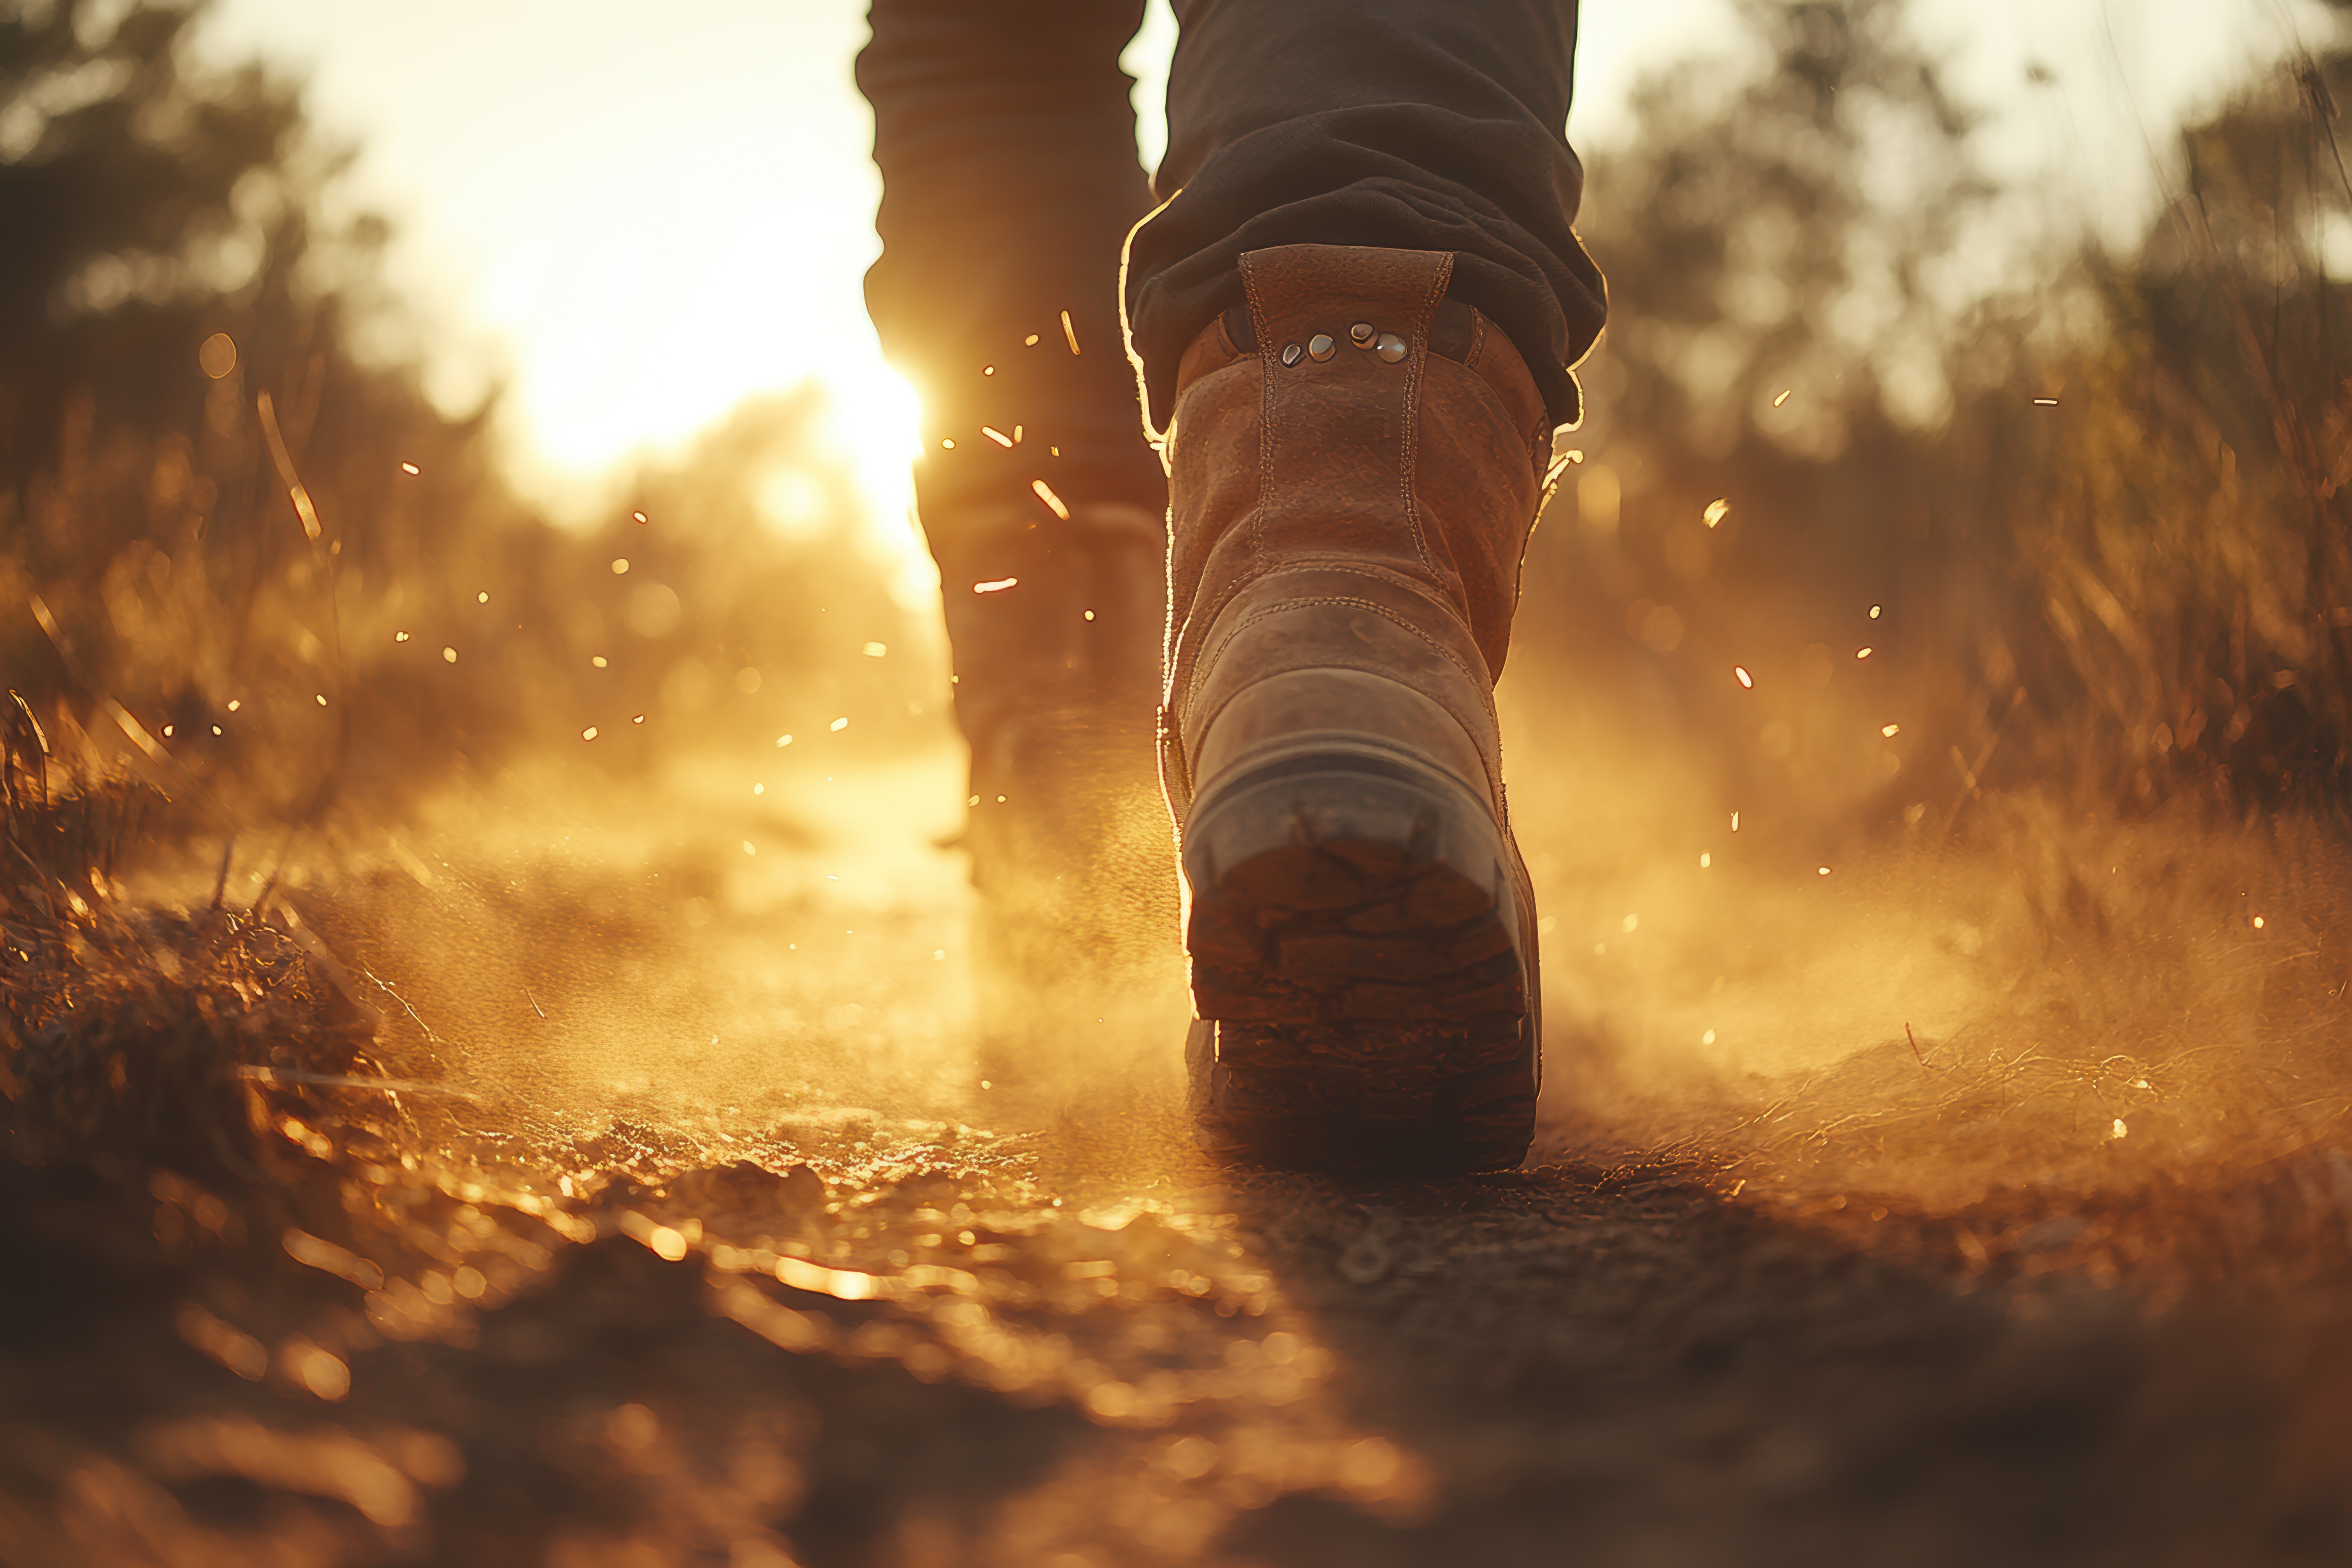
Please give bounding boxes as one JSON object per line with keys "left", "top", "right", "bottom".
{"left": 8, "top": 760, "right": 2352, "bottom": 1566}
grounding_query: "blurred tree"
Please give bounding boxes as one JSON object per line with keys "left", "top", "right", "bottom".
{"left": 1519, "top": 0, "right": 2352, "bottom": 846}
{"left": 0, "top": 0, "right": 321, "bottom": 466}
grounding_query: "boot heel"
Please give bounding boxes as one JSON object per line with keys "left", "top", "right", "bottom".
{"left": 1180, "top": 746, "right": 1540, "bottom": 1172}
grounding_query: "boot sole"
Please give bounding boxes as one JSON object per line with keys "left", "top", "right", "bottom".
{"left": 1180, "top": 743, "right": 1540, "bottom": 1174}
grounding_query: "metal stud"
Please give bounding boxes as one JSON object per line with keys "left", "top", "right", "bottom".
{"left": 1280, "top": 343, "right": 1303, "bottom": 367}
{"left": 1307, "top": 333, "right": 1336, "bottom": 361}
{"left": 1349, "top": 322, "right": 1376, "bottom": 346}
{"left": 1374, "top": 331, "right": 1408, "bottom": 363}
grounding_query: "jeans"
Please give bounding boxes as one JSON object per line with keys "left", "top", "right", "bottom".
{"left": 856, "top": 0, "right": 1604, "bottom": 531}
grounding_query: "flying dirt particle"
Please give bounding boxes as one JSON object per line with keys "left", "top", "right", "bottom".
{"left": 633, "top": 510, "right": 648, "bottom": 524}
{"left": 211, "top": 725, "right": 222, "bottom": 735}
{"left": 291, "top": 1344, "right": 350, "bottom": 1401}
{"left": 1621, "top": 913, "right": 1639, "bottom": 933}
{"left": 647, "top": 1226, "right": 689, "bottom": 1262}
{"left": 743, "top": 841, "right": 756, "bottom": 856}
{"left": 2254, "top": 915, "right": 2266, "bottom": 929}
{"left": 1702, "top": 1029, "right": 1717, "bottom": 1045}
{"left": 611, "top": 558, "right": 629, "bottom": 574}
{"left": 401, "top": 461, "right": 420, "bottom": 475}
{"left": 968, "top": 794, "right": 980, "bottom": 806}
{"left": 395, "top": 632, "right": 409, "bottom": 642}
{"left": 982, "top": 365, "right": 996, "bottom": 376}
{"left": 1703, "top": 498, "right": 1730, "bottom": 528}
{"left": 1700, "top": 853, "right": 1712, "bottom": 868}
{"left": 1731, "top": 812, "right": 1740, "bottom": 832}
{"left": 162, "top": 724, "right": 173, "bottom": 737}
{"left": 830, "top": 716, "right": 849, "bottom": 732}
{"left": 753, "top": 783, "right": 764, "bottom": 795}
{"left": 863, "top": 642, "right": 888, "bottom": 658}
{"left": 2112, "top": 1118, "right": 2129, "bottom": 1139}
{"left": 442, "top": 647, "right": 457, "bottom": 663}
{"left": 1869, "top": 605, "right": 1883, "bottom": 619}
{"left": 1734, "top": 665, "right": 1754, "bottom": 689}
{"left": 1061, "top": 309, "right": 1081, "bottom": 354}
{"left": 1032, "top": 479, "right": 1071, "bottom": 520}
{"left": 1774, "top": 388, "right": 1792, "bottom": 407}
{"left": 973, "top": 577, "right": 1018, "bottom": 594}
{"left": 1025, "top": 333, "right": 1041, "bottom": 346}
{"left": 995, "top": 794, "right": 1007, "bottom": 803}
{"left": 476, "top": 591, "right": 489, "bottom": 604}
{"left": 1883, "top": 724, "right": 1901, "bottom": 737}
{"left": 227, "top": 700, "right": 240, "bottom": 711}
{"left": 632, "top": 714, "right": 645, "bottom": 724}
{"left": 983, "top": 426, "right": 1015, "bottom": 448}
{"left": 1818, "top": 866, "right": 1831, "bottom": 876}
{"left": 581, "top": 727, "right": 598, "bottom": 741}
{"left": 315, "top": 694, "right": 327, "bottom": 706}
{"left": 1083, "top": 609, "right": 1096, "bottom": 621}
{"left": 558, "top": 1175, "right": 575, "bottom": 1198}
{"left": 1857, "top": 647, "right": 1873, "bottom": 659}
{"left": 980, "top": 1079, "right": 992, "bottom": 1090}
{"left": 2034, "top": 396, "right": 2060, "bottom": 406}
{"left": 940, "top": 438, "right": 956, "bottom": 449}
{"left": 592, "top": 656, "right": 607, "bottom": 668}
{"left": 934, "top": 950, "right": 945, "bottom": 960}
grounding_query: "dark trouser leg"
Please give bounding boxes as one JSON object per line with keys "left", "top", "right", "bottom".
{"left": 1124, "top": 0, "right": 1605, "bottom": 434}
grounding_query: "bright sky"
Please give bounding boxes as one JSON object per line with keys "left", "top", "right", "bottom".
{"left": 191, "top": 0, "right": 2336, "bottom": 520}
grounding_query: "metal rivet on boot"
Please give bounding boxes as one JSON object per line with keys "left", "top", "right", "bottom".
{"left": 1308, "top": 334, "right": 1336, "bottom": 361}
{"left": 1375, "top": 331, "right": 1408, "bottom": 363}
{"left": 1349, "top": 322, "right": 1376, "bottom": 346}
{"left": 1280, "top": 343, "right": 1303, "bottom": 367}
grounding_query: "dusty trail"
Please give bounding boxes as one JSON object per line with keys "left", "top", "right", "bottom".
{"left": 9, "top": 735, "right": 2352, "bottom": 1567}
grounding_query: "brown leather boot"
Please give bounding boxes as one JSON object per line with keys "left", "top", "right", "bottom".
{"left": 926, "top": 495, "right": 1172, "bottom": 1074}
{"left": 1161, "top": 244, "right": 1557, "bottom": 1173}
